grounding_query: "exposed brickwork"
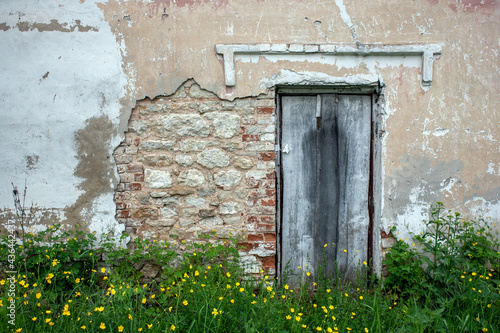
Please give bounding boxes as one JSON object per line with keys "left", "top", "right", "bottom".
{"left": 113, "top": 80, "right": 276, "bottom": 274}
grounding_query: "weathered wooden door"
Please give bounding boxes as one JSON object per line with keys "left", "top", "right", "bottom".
{"left": 279, "top": 94, "right": 372, "bottom": 283}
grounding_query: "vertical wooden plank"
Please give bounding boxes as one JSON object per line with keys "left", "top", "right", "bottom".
{"left": 281, "top": 96, "right": 317, "bottom": 283}
{"left": 316, "top": 94, "right": 340, "bottom": 278}
{"left": 335, "top": 94, "right": 371, "bottom": 281}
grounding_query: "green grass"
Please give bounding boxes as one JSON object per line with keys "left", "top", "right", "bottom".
{"left": 0, "top": 203, "right": 499, "bottom": 332}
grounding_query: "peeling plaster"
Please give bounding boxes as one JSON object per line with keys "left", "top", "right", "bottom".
{"left": 0, "top": 1, "right": 127, "bottom": 235}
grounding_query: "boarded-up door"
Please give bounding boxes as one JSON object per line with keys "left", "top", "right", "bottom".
{"left": 280, "top": 94, "right": 371, "bottom": 283}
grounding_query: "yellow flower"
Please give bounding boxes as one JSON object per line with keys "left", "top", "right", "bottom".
{"left": 142, "top": 298, "right": 147, "bottom": 304}
{"left": 306, "top": 272, "right": 311, "bottom": 276}
{"left": 101, "top": 267, "right": 106, "bottom": 273}
{"left": 32, "top": 317, "right": 37, "bottom": 321}
{"left": 45, "top": 318, "right": 51, "bottom": 323}
{"left": 363, "top": 261, "right": 367, "bottom": 266}
{"left": 343, "top": 249, "right": 347, "bottom": 253}
{"left": 16, "top": 329, "right": 22, "bottom": 332}
{"left": 35, "top": 292, "right": 41, "bottom": 299}
{"left": 226, "top": 272, "right": 231, "bottom": 278}
{"left": 365, "top": 328, "right": 369, "bottom": 333}
{"left": 324, "top": 244, "right": 328, "bottom": 247}
{"left": 267, "top": 286, "right": 272, "bottom": 292}
{"left": 129, "top": 314, "right": 133, "bottom": 320}
{"left": 482, "top": 329, "right": 488, "bottom": 332}
{"left": 63, "top": 304, "right": 71, "bottom": 316}
{"left": 138, "top": 329, "right": 142, "bottom": 332}
{"left": 316, "top": 327, "right": 323, "bottom": 331}
{"left": 52, "top": 259, "right": 60, "bottom": 266}
{"left": 170, "top": 324, "right": 176, "bottom": 331}
{"left": 118, "top": 326, "right": 124, "bottom": 332}
{"left": 284, "top": 284, "right": 289, "bottom": 290}
{"left": 81, "top": 326, "right": 86, "bottom": 330}
{"left": 230, "top": 299, "right": 235, "bottom": 304}
{"left": 239, "top": 288, "right": 244, "bottom": 292}
{"left": 183, "top": 300, "right": 188, "bottom": 306}
{"left": 75, "top": 278, "right": 81, "bottom": 284}
{"left": 100, "top": 322, "right": 106, "bottom": 330}
{"left": 147, "top": 324, "right": 153, "bottom": 329}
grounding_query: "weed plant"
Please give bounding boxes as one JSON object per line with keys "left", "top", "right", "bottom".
{"left": 0, "top": 202, "right": 498, "bottom": 332}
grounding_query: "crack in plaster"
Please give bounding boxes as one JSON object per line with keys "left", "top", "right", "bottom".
{"left": 334, "top": 0, "right": 360, "bottom": 46}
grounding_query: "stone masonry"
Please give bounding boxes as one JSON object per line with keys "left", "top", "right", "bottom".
{"left": 113, "top": 80, "right": 277, "bottom": 274}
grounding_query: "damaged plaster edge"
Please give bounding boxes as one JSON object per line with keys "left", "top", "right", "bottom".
{"left": 216, "top": 43, "right": 442, "bottom": 87}
{"left": 260, "top": 70, "right": 380, "bottom": 89}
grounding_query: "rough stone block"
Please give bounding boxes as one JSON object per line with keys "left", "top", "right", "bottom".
{"left": 138, "top": 154, "right": 173, "bottom": 167}
{"left": 158, "top": 114, "right": 209, "bottom": 137}
{"left": 197, "top": 188, "right": 215, "bottom": 197}
{"left": 214, "top": 112, "right": 241, "bottom": 138}
{"left": 199, "top": 216, "right": 223, "bottom": 226}
{"left": 175, "top": 154, "right": 194, "bottom": 166}
{"left": 224, "top": 216, "right": 241, "bottom": 225}
{"left": 186, "top": 197, "right": 205, "bottom": 206}
{"left": 234, "top": 156, "right": 254, "bottom": 169}
{"left": 161, "top": 207, "right": 178, "bottom": 218}
{"left": 214, "top": 170, "right": 242, "bottom": 189}
{"left": 141, "top": 140, "right": 175, "bottom": 151}
{"left": 219, "top": 201, "right": 241, "bottom": 215}
{"left": 197, "top": 148, "right": 230, "bottom": 168}
{"left": 178, "top": 169, "right": 206, "bottom": 187}
{"left": 145, "top": 169, "right": 172, "bottom": 189}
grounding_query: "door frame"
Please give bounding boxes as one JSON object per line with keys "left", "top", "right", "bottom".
{"left": 275, "top": 84, "right": 385, "bottom": 280}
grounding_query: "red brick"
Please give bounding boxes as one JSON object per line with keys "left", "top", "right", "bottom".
{"left": 257, "top": 107, "right": 274, "bottom": 114}
{"left": 261, "top": 198, "right": 275, "bottom": 206}
{"left": 115, "top": 202, "right": 131, "bottom": 210}
{"left": 257, "top": 223, "right": 275, "bottom": 232}
{"left": 242, "top": 134, "right": 260, "bottom": 142}
{"left": 260, "top": 152, "right": 275, "bottom": 161}
{"left": 116, "top": 210, "right": 131, "bottom": 218}
{"left": 266, "top": 171, "right": 275, "bottom": 179}
{"left": 124, "top": 183, "right": 142, "bottom": 191}
{"left": 259, "top": 180, "right": 275, "bottom": 188}
{"left": 261, "top": 256, "right": 276, "bottom": 270}
{"left": 260, "top": 216, "right": 275, "bottom": 224}
{"left": 237, "top": 242, "right": 255, "bottom": 251}
{"left": 115, "top": 192, "right": 131, "bottom": 201}
{"left": 247, "top": 234, "right": 264, "bottom": 242}
{"left": 241, "top": 116, "right": 257, "bottom": 125}
{"left": 127, "top": 164, "right": 143, "bottom": 173}
{"left": 114, "top": 155, "right": 133, "bottom": 164}
{"left": 134, "top": 173, "right": 145, "bottom": 182}
{"left": 247, "top": 216, "right": 259, "bottom": 223}
{"left": 264, "top": 233, "right": 276, "bottom": 242}
{"left": 246, "top": 178, "right": 260, "bottom": 188}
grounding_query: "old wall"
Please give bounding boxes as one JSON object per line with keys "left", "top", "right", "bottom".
{"left": 1, "top": 0, "right": 499, "bottom": 273}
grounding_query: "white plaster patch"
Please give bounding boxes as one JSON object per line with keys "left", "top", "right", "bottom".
{"left": 487, "top": 163, "right": 500, "bottom": 176}
{"left": 0, "top": 1, "right": 128, "bottom": 239}
{"left": 260, "top": 70, "right": 379, "bottom": 89}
